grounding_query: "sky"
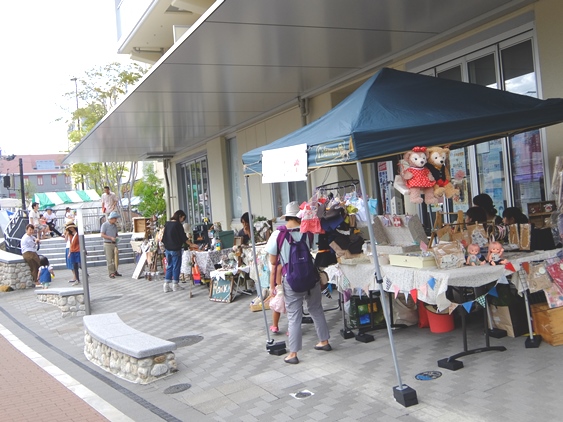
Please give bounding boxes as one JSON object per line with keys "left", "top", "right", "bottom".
{"left": 1, "top": 0, "right": 130, "bottom": 157}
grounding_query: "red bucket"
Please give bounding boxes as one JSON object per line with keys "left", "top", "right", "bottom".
{"left": 425, "top": 304, "right": 455, "bottom": 333}
{"left": 417, "top": 301, "right": 430, "bottom": 328}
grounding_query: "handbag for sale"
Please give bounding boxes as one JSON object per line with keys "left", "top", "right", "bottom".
{"left": 546, "top": 260, "right": 563, "bottom": 291}
{"left": 526, "top": 261, "right": 552, "bottom": 293}
{"left": 431, "top": 241, "right": 465, "bottom": 269}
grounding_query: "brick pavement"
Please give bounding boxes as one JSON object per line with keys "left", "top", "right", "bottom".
{"left": 1, "top": 261, "right": 563, "bottom": 421}
{"left": 0, "top": 328, "right": 107, "bottom": 422}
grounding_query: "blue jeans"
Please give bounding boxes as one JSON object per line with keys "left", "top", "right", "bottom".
{"left": 165, "top": 250, "right": 182, "bottom": 283}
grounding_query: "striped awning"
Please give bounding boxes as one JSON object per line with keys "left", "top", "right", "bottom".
{"left": 34, "top": 190, "right": 101, "bottom": 210}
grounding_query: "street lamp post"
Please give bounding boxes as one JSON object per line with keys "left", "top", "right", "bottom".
{"left": 70, "top": 77, "right": 81, "bottom": 133}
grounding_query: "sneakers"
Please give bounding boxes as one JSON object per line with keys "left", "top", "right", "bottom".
{"left": 71, "top": 281, "right": 80, "bottom": 286}
{"left": 269, "top": 325, "right": 279, "bottom": 334}
{"left": 172, "top": 283, "right": 184, "bottom": 292}
{"left": 163, "top": 282, "right": 172, "bottom": 293}
{"left": 114, "top": 272, "right": 123, "bottom": 277}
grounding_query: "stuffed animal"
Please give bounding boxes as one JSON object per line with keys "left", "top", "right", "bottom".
{"left": 425, "top": 146, "right": 460, "bottom": 199}
{"left": 399, "top": 147, "right": 438, "bottom": 204}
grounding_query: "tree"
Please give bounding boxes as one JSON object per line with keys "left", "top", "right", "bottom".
{"left": 62, "top": 61, "right": 149, "bottom": 228}
{"left": 133, "top": 163, "right": 166, "bottom": 221}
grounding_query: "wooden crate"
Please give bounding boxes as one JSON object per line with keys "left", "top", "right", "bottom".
{"left": 133, "top": 217, "right": 150, "bottom": 233}
{"left": 389, "top": 253, "right": 436, "bottom": 269}
{"left": 531, "top": 303, "right": 563, "bottom": 346}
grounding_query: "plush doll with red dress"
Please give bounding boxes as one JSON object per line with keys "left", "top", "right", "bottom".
{"left": 399, "top": 147, "right": 438, "bottom": 204}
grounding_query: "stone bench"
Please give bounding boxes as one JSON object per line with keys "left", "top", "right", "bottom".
{"left": 36, "top": 287, "right": 85, "bottom": 317}
{"left": 83, "top": 313, "right": 177, "bottom": 384}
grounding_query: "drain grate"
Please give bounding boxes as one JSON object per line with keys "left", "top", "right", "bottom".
{"left": 164, "top": 384, "right": 191, "bottom": 394}
{"left": 415, "top": 371, "right": 442, "bottom": 381}
{"left": 90, "top": 295, "right": 123, "bottom": 303}
{"left": 167, "top": 335, "right": 204, "bottom": 348}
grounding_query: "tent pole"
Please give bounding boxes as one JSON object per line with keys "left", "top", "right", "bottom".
{"left": 245, "top": 175, "right": 285, "bottom": 354}
{"left": 356, "top": 161, "right": 418, "bottom": 407}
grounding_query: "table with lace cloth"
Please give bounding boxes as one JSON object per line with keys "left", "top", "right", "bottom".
{"left": 326, "top": 249, "right": 562, "bottom": 309}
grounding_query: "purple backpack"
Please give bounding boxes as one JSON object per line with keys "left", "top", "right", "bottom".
{"left": 276, "top": 226, "right": 319, "bottom": 292}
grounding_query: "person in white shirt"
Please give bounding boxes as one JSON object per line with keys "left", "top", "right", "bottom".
{"left": 28, "top": 202, "right": 50, "bottom": 239}
{"left": 101, "top": 186, "right": 119, "bottom": 220}
{"left": 43, "top": 208, "right": 62, "bottom": 237}
{"left": 21, "top": 224, "right": 41, "bottom": 286}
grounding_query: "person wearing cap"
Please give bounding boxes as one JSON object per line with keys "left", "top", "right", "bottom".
{"left": 66, "top": 223, "right": 81, "bottom": 286}
{"left": 101, "top": 211, "right": 121, "bottom": 278}
{"left": 265, "top": 201, "right": 331, "bottom": 365}
{"left": 44, "top": 207, "right": 62, "bottom": 237}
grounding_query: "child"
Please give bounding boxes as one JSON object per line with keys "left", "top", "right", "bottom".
{"left": 38, "top": 256, "right": 55, "bottom": 289}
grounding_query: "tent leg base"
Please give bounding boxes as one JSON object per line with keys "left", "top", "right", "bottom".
{"left": 525, "top": 335, "right": 542, "bottom": 348}
{"left": 437, "top": 357, "right": 464, "bottom": 371}
{"left": 393, "top": 385, "right": 418, "bottom": 407}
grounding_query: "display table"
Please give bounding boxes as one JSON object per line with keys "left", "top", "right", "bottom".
{"left": 186, "top": 250, "right": 232, "bottom": 279}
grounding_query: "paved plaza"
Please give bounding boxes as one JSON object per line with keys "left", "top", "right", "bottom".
{"left": 1, "top": 262, "right": 562, "bottom": 421}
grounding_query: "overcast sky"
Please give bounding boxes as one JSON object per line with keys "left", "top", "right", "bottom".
{"left": 1, "top": 0, "right": 129, "bottom": 156}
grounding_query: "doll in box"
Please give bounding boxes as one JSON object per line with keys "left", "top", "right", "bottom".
{"left": 486, "top": 241, "right": 507, "bottom": 266}
{"left": 466, "top": 243, "right": 485, "bottom": 266}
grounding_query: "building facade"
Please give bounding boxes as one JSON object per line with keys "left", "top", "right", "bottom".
{"left": 67, "top": 0, "right": 563, "bottom": 231}
{"left": 0, "top": 154, "right": 72, "bottom": 201}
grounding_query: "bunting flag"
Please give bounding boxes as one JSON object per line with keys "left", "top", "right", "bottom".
{"left": 393, "top": 284, "right": 400, "bottom": 299}
{"left": 488, "top": 285, "right": 499, "bottom": 298}
{"left": 419, "top": 284, "right": 428, "bottom": 296}
{"left": 410, "top": 289, "right": 418, "bottom": 303}
{"left": 462, "top": 301, "right": 473, "bottom": 313}
{"left": 475, "top": 295, "right": 487, "bottom": 308}
{"left": 448, "top": 303, "right": 459, "bottom": 315}
{"left": 509, "top": 262, "right": 520, "bottom": 273}
{"left": 404, "top": 289, "right": 410, "bottom": 302}
{"left": 427, "top": 277, "right": 436, "bottom": 290}
{"left": 498, "top": 274, "right": 510, "bottom": 284}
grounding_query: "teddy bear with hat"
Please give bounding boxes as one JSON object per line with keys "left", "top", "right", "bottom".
{"left": 424, "top": 145, "right": 460, "bottom": 199}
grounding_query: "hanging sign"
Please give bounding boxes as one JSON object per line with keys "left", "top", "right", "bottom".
{"left": 262, "top": 144, "right": 307, "bottom": 183}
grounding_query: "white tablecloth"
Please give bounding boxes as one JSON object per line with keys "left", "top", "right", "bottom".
{"left": 326, "top": 249, "right": 562, "bottom": 309}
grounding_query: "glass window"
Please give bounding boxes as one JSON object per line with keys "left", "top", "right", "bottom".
{"left": 437, "top": 65, "right": 462, "bottom": 81}
{"left": 228, "top": 138, "right": 242, "bottom": 218}
{"left": 502, "top": 40, "right": 544, "bottom": 212}
{"left": 475, "top": 140, "right": 506, "bottom": 216}
{"left": 272, "top": 182, "right": 307, "bottom": 218}
{"left": 65, "top": 175, "right": 71, "bottom": 185}
{"left": 468, "top": 53, "right": 498, "bottom": 88}
{"left": 449, "top": 148, "right": 474, "bottom": 212}
{"left": 181, "top": 156, "right": 211, "bottom": 225}
{"left": 51, "top": 175, "right": 57, "bottom": 185}
{"left": 37, "top": 175, "right": 43, "bottom": 186}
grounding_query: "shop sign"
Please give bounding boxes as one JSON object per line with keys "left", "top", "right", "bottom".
{"left": 262, "top": 143, "right": 307, "bottom": 183}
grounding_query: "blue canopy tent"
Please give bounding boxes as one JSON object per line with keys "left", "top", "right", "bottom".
{"left": 241, "top": 68, "right": 563, "bottom": 407}
{"left": 243, "top": 68, "right": 563, "bottom": 174}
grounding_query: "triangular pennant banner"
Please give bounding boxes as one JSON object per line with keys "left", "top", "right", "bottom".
{"left": 420, "top": 284, "right": 428, "bottom": 296}
{"left": 504, "top": 262, "right": 516, "bottom": 273}
{"left": 404, "top": 289, "right": 410, "bottom": 302}
{"left": 427, "top": 277, "right": 436, "bottom": 290}
{"left": 393, "top": 285, "right": 400, "bottom": 299}
{"left": 357, "top": 288, "right": 363, "bottom": 299}
{"left": 498, "top": 274, "right": 510, "bottom": 285}
{"left": 475, "top": 295, "right": 487, "bottom": 308}
{"left": 488, "top": 286, "right": 499, "bottom": 298}
{"left": 462, "top": 301, "right": 473, "bottom": 313}
{"left": 448, "top": 303, "right": 459, "bottom": 314}
{"left": 410, "top": 289, "right": 418, "bottom": 303}
{"left": 520, "top": 262, "right": 529, "bottom": 274}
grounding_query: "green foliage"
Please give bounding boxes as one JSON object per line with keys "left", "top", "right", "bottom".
{"left": 64, "top": 62, "right": 149, "bottom": 190}
{"left": 133, "top": 163, "right": 166, "bottom": 219}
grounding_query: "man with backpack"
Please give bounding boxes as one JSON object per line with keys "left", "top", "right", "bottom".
{"left": 265, "top": 201, "right": 331, "bottom": 364}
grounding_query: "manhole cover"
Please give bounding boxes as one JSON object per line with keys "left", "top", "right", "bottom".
{"left": 415, "top": 371, "right": 442, "bottom": 381}
{"left": 290, "top": 390, "right": 314, "bottom": 399}
{"left": 164, "top": 384, "right": 191, "bottom": 394}
{"left": 167, "top": 335, "right": 204, "bottom": 348}
{"left": 90, "top": 295, "right": 122, "bottom": 303}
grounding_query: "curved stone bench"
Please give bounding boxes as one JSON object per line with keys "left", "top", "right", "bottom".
{"left": 36, "top": 287, "right": 85, "bottom": 317}
{"left": 83, "top": 313, "right": 177, "bottom": 384}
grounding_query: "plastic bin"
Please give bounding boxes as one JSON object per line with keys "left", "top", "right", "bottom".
{"left": 425, "top": 304, "right": 455, "bottom": 333}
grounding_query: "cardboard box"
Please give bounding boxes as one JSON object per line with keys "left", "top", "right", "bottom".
{"left": 531, "top": 303, "right": 563, "bottom": 346}
{"left": 389, "top": 253, "right": 436, "bottom": 269}
{"left": 490, "top": 301, "right": 529, "bottom": 338}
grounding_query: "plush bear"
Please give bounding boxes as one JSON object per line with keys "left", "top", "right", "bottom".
{"left": 399, "top": 147, "right": 438, "bottom": 204}
{"left": 425, "top": 146, "right": 460, "bottom": 199}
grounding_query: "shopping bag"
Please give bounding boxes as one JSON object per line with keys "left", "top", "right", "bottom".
{"left": 192, "top": 264, "right": 201, "bottom": 284}
{"left": 526, "top": 261, "right": 552, "bottom": 293}
{"left": 519, "top": 224, "right": 531, "bottom": 251}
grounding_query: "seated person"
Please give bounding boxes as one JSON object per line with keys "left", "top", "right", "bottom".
{"left": 502, "top": 207, "right": 529, "bottom": 225}
{"left": 465, "top": 206, "right": 488, "bottom": 225}
{"left": 238, "top": 212, "right": 251, "bottom": 245}
{"left": 43, "top": 207, "right": 62, "bottom": 237}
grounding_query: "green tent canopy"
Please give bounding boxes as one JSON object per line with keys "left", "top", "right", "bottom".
{"left": 34, "top": 190, "right": 101, "bottom": 210}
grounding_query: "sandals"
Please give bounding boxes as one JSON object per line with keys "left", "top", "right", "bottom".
{"left": 109, "top": 273, "right": 116, "bottom": 279}
{"left": 269, "top": 325, "right": 279, "bottom": 334}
